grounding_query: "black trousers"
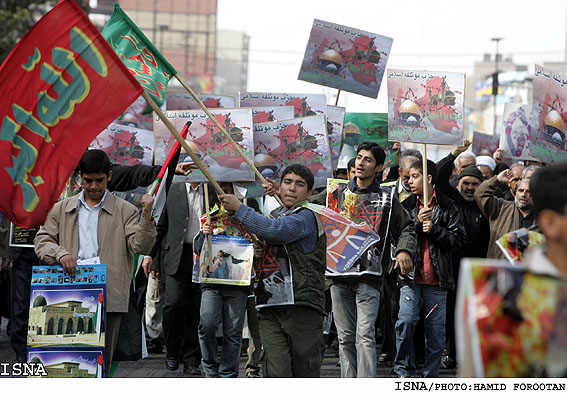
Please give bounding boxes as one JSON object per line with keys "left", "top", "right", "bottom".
{"left": 163, "top": 243, "right": 202, "bottom": 366}
{"left": 10, "top": 249, "right": 39, "bottom": 360}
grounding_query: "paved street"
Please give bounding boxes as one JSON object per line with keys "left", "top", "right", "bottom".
{"left": 0, "top": 318, "right": 456, "bottom": 378}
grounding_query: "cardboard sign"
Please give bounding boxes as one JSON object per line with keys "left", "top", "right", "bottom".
{"left": 343, "top": 112, "right": 395, "bottom": 166}
{"left": 472, "top": 131, "right": 499, "bottom": 157}
{"left": 239, "top": 92, "right": 327, "bottom": 118}
{"left": 89, "top": 123, "right": 154, "bottom": 166}
{"left": 529, "top": 65, "right": 567, "bottom": 164}
{"left": 165, "top": 93, "right": 235, "bottom": 110}
{"left": 154, "top": 109, "right": 255, "bottom": 182}
{"left": 326, "top": 105, "right": 346, "bottom": 169}
{"left": 387, "top": 68, "right": 465, "bottom": 145}
{"left": 298, "top": 19, "right": 392, "bottom": 98}
{"left": 251, "top": 106, "right": 295, "bottom": 123}
{"left": 9, "top": 223, "right": 38, "bottom": 248}
{"left": 254, "top": 115, "right": 333, "bottom": 188}
{"left": 500, "top": 103, "right": 533, "bottom": 160}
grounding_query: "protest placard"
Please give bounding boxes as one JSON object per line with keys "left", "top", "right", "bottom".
{"left": 89, "top": 123, "right": 154, "bottom": 166}
{"left": 472, "top": 131, "right": 499, "bottom": 157}
{"left": 154, "top": 109, "right": 255, "bottom": 182}
{"left": 387, "top": 68, "right": 465, "bottom": 145}
{"left": 166, "top": 92, "right": 235, "bottom": 110}
{"left": 500, "top": 103, "right": 533, "bottom": 160}
{"left": 254, "top": 115, "right": 333, "bottom": 188}
{"left": 298, "top": 19, "right": 392, "bottom": 98}
{"left": 251, "top": 106, "right": 295, "bottom": 123}
{"left": 326, "top": 105, "right": 346, "bottom": 169}
{"left": 457, "top": 259, "right": 567, "bottom": 377}
{"left": 529, "top": 65, "right": 567, "bottom": 164}
{"left": 195, "top": 235, "right": 253, "bottom": 286}
{"left": 344, "top": 112, "right": 395, "bottom": 166}
{"left": 9, "top": 223, "right": 38, "bottom": 248}
{"left": 239, "top": 92, "right": 327, "bottom": 118}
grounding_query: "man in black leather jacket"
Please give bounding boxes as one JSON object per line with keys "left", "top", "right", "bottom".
{"left": 436, "top": 142, "right": 490, "bottom": 369}
{"left": 394, "top": 160, "right": 466, "bottom": 378}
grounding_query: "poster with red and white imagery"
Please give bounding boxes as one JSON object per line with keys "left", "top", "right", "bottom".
{"left": 529, "top": 65, "right": 567, "bottom": 164}
{"left": 254, "top": 115, "right": 333, "bottom": 188}
{"left": 326, "top": 105, "right": 346, "bottom": 170}
{"left": 239, "top": 92, "right": 327, "bottom": 118}
{"left": 154, "top": 109, "right": 255, "bottom": 182}
{"left": 251, "top": 106, "right": 295, "bottom": 123}
{"left": 387, "top": 68, "right": 465, "bottom": 145}
{"left": 298, "top": 19, "right": 392, "bottom": 98}
{"left": 165, "top": 92, "right": 236, "bottom": 111}
{"left": 89, "top": 123, "right": 154, "bottom": 166}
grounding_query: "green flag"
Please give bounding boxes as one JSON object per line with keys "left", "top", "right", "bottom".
{"left": 102, "top": 4, "right": 177, "bottom": 108}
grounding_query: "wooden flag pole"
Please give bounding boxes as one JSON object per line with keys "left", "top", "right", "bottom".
{"left": 335, "top": 89, "right": 341, "bottom": 106}
{"left": 422, "top": 143, "right": 429, "bottom": 206}
{"left": 204, "top": 184, "right": 213, "bottom": 267}
{"left": 174, "top": 75, "right": 283, "bottom": 205}
{"left": 141, "top": 91, "right": 224, "bottom": 196}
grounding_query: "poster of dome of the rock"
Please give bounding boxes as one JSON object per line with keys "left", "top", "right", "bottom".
{"left": 387, "top": 68, "right": 465, "bottom": 145}
{"left": 298, "top": 19, "right": 392, "bottom": 98}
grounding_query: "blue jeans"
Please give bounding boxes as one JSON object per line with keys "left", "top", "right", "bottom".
{"left": 330, "top": 282, "right": 380, "bottom": 378}
{"left": 198, "top": 287, "right": 248, "bottom": 377}
{"left": 394, "top": 284, "right": 447, "bottom": 378}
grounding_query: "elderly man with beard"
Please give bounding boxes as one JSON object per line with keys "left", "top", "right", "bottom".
{"left": 436, "top": 144, "right": 490, "bottom": 369}
{"left": 475, "top": 169, "right": 534, "bottom": 260}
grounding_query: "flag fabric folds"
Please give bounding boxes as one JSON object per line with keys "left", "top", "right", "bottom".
{"left": 0, "top": 0, "right": 144, "bottom": 228}
{"left": 303, "top": 203, "right": 380, "bottom": 274}
{"left": 102, "top": 4, "right": 177, "bottom": 109}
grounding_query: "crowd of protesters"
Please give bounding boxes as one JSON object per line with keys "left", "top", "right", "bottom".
{"left": 1, "top": 138, "right": 566, "bottom": 378}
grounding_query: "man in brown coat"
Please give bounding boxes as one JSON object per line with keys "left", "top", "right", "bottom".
{"left": 474, "top": 168, "right": 534, "bottom": 260}
{"left": 34, "top": 150, "right": 156, "bottom": 376}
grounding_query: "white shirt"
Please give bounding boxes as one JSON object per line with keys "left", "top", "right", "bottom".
{"left": 77, "top": 190, "right": 107, "bottom": 261}
{"left": 184, "top": 183, "right": 203, "bottom": 244}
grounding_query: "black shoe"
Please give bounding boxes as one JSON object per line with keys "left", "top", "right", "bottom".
{"left": 246, "top": 371, "right": 260, "bottom": 378}
{"left": 183, "top": 365, "right": 202, "bottom": 376}
{"left": 378, "top": 353, "right": 393, "bottom": 363}
{"left": 165, "top": 357, "right": 179, "bottom": 371}
{"left": 441, "top": 356, "right": 456, "bottom": 370}
{"left": 147, "top": 339, "right": 163, "bottom": 354}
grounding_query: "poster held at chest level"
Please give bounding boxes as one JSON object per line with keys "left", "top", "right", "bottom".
{"left": 387, "top": 68, "right": 465, "bottom": 145}
{"left": 298, "top": 19, "right": 392, "bottom": 98}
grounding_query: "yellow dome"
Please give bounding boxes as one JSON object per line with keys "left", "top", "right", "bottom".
{"left": 320, "top": 49, "right": 342, "bottom": 65}
{"left": 544, "top": 110, "right": 565, "bottom": 132}
{"left": 399, "top": 100, "right": 421, "bottom": 117}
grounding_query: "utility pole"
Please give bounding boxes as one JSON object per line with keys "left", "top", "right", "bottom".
{"left": 491, "top": 37, "right": 503, "bottom": 135}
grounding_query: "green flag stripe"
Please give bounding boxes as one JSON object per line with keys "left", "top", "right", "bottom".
{"left": 104, "top": 4, "right": 177, "bottom": 76}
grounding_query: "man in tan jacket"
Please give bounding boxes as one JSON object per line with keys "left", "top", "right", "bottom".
{"left": 34, "top": 150, "right": 156, "bottom": 376}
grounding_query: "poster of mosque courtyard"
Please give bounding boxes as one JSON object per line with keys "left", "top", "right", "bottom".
{"left": 28, "top": 288, "right": 105, "bottom": 348}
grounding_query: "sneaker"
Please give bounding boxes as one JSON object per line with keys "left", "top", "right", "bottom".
{"left": 246, "top": 371, "right": 260, "bottom": 378}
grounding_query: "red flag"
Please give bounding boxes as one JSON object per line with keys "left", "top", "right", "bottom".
{"left": 0, "top": 0, "right": 143, "bottom": 228}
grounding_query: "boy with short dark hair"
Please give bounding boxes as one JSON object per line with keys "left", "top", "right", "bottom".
{"left": 219, "top": 164, "right": 326, "bottom": 377}
{"left": 395, "top": 159, "right": 466, "bottom": 378}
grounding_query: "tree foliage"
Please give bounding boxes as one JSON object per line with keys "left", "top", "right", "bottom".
{"left": 0, "top": 0, "right": 90, "bottom": 64}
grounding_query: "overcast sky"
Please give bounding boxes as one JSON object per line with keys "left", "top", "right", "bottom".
{"left": 217, "top": 0, "right": 567, "bottom": 113}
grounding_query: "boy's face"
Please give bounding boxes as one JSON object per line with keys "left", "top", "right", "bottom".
{"left": 280, "top": 172, "right": 312, "bottom": 208}
{"left": 80, "top": 172, "right": 112, "bottom": 203}
{"left": 408, "top": 167, "right": 424, "bottom": 196}
{"left": 355, "top": 149, "right": 378, "bottom": 180}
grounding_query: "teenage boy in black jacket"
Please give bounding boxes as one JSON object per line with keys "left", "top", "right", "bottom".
{"left": 394, "top": 160, "right": 466, "bottom": 378}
